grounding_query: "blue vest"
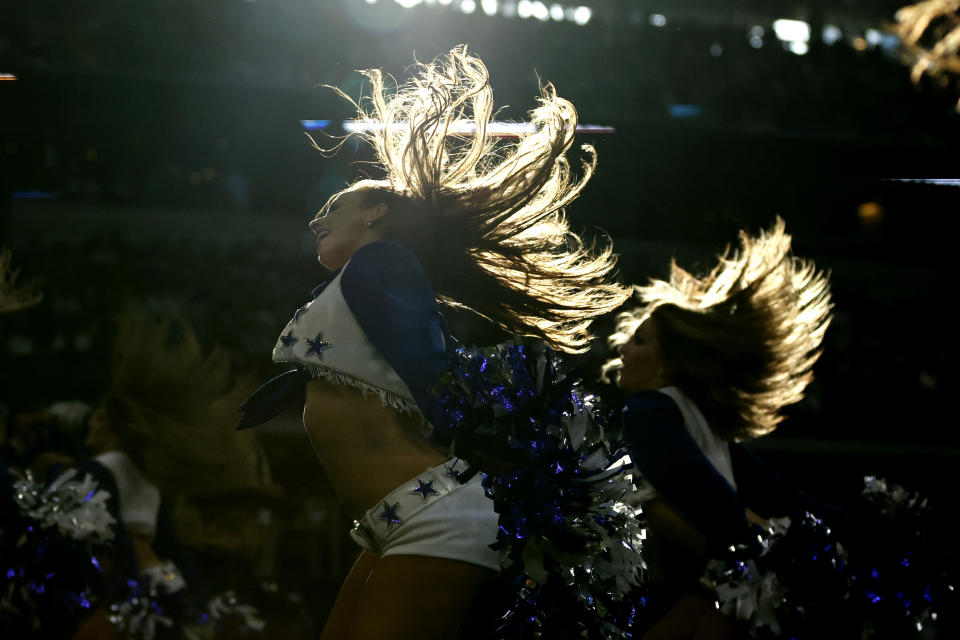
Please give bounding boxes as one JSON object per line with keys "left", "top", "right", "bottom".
{"left": 237, "top": 241, "right": 451, "bottom": 431}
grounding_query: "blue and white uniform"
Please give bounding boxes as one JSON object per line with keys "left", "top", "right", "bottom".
{"left": 241, "top": 241, "right": 502, "bottom": 571}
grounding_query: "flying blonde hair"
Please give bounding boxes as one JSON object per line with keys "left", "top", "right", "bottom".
{"left": 0, "top": 247, "right": 43, "bottom": 313}
{"left": 605, "top": 218, "right": 833, "bottom": 440}
{"left": 320, "top": 45, "right": 629, "bottom": 353}
{"left": 101, "top": 315, "right": 271, "bottom": 500}
{"left": 893, "top": 0, "right": 960, "bottom": 109}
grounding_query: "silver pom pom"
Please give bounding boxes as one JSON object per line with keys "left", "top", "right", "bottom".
{"left": 12, "top": 468, "right": 115, "bottom": 543}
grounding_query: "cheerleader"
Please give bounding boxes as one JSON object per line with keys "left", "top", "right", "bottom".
{"left": 73, "top": 315, "right": 271, "bottom": 638}
{"left": 604, "top": 218, "right": 833, "bottom": 636}
{"left": 238, "top": 46, "right": 629, "bottom": 639}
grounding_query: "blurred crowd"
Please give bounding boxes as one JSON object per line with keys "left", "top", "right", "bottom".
{"left": 0, "top": 312, "right": 352, "bottom": 639}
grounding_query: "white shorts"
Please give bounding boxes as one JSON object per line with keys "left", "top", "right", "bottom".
{"left": 349, "top": 459, "right": 503, "bottom": 571}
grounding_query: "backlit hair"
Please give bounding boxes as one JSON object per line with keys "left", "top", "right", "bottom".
{"left": 605, "top": 218, "right": 833, "bottom": 440}
{"left": 320, "top": 46, "right": 629, "bottom": 353}
{"left": 893, "top": 0, "right": 960, "bottom": 110}
{"left": 101, "top": 315, "right": 271, "bottom": 500}
{"left": 0, "top": 247, "right": 42, "bottom": 313}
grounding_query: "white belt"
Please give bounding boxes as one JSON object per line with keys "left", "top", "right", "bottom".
{"left": 350, "top": 458, "right": 470, "bottom": 550}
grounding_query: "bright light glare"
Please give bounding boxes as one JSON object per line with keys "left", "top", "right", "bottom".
{"left": 890, "top": 178, "right": 960, "bottom": 187}
{"left": 750, "top": 25, "right": 764, "bottom": 38}
{"left": 343, "top": 120, "right": 538, "bottom": 135}
{"left": 342, "top": 120, "right": 614, "bottom": 135}
{"left": 0, "top": 73, "right": 18, "bottom": 81}
{"left": 750, "top": 36, "right": 763, "bottom": 48}
{"left": 865, "top": 28, "right": 882, "bottom": 46}
{"left": 300, "top": 120, "right": 331, "bottom": 131}
{"left": 773, "top": 19, "right": 810, "bottom": 43}
{"left": 709, "top": 44, "right": 722, "bottom": 57}
{"left": 576, "top": 123, "right": 615, "bottom": 133}
{"left": 649, "top": 13, "right": 666, "bottom": 27}
{"left": 531, "top": 1, "right": 549, "bottom": 20}
{"left": 822, "top": 24, "right": 842, "bottom": 45}
{"left": 369, "top": 0, "right": 592, "bottom": 24}
{"left": 879, "top": 33, "right": 901, "bottom": 51}
{"left": 789, "top": 40, "right": 809, "bottom": 55}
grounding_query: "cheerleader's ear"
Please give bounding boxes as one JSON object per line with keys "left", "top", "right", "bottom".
{"left": 365, "top": 203, "right": 389, "bottom": 228}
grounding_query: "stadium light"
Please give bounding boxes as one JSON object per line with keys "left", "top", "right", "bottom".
{"left": 773, "top": 19, "right": 810, "bottom": 43}
{"left": 339, "top": 119, "right": 614, "bottom": 136}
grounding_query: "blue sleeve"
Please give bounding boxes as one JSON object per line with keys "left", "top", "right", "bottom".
{"left": 340, "top": 241, "right": 452, "bottom": 422}
{"left": 623, "top": 391, "right": 749, "bottom": 547}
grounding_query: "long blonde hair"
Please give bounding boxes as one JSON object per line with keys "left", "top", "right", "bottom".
{"left": 606, "top": 218, "right": 833, "bottom": 440}
{"left": 893, "top": 0, "right": 960, "bottom": 110}
{"left": 101, "top": 315, "right": 270, "bottom": 499}
{"left": 0, "top": 247, "right": 42, "bottom": 313}
{"left": 321, "top": 46, "right": 629, "bottom": 353}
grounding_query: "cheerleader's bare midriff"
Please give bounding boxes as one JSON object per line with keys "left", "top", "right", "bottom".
{"left": 302, "top": 377, "right": 447, "bottom": 520}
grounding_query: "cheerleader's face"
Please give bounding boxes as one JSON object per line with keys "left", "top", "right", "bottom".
{"left": 617, "top": 319, "right": 668, "bottom": 393}
{"left": 309, "top": 189, "right": 387, "bottom": 270}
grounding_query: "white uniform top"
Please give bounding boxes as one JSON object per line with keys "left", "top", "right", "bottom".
{"left": 270, "top": 263, "right": 419, "bottom": 414}
{"left": 94, "top": 450, "right": 161, "bottom": 536}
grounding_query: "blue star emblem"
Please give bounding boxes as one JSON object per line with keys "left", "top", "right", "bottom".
{"left": 410, "top": 479, "right": 440, "bottom": 503}
{"left": 292, "top": 305, "right": 308, "bottom": 323}
{"left": 305, "top": 333, "right": 333, "bottom": 359}
{"left": 377, "top": 501, "right": 401, "bottom": 529}
{"left": 280, "top": 331, "right": 298, "bottom": 347}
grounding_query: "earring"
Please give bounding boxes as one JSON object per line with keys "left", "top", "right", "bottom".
{"left": 366, "top": 221, "right": 375, "bottom": 228}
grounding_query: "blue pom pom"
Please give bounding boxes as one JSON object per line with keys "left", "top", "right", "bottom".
{"left": 429, "top": 342, "right": 646, "bottom": 639}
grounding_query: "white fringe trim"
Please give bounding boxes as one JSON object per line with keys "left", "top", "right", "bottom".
{"left": 294, "top": 364, "right": 432, "bottom": 437}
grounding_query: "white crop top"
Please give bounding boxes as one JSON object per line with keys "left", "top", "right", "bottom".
{"left": 271, "top": 264, "right": 420, "bottom": 414}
